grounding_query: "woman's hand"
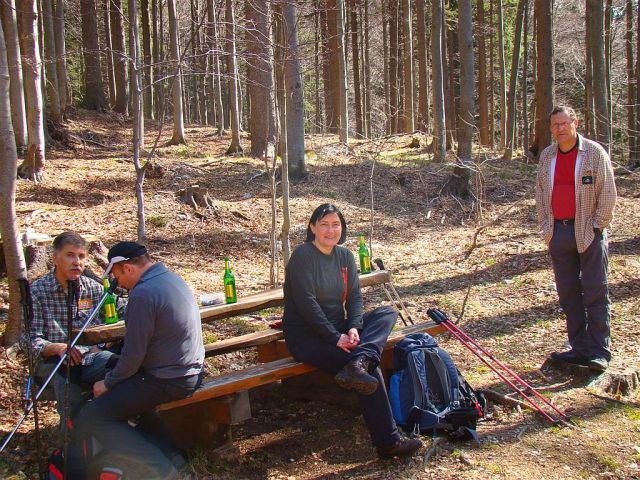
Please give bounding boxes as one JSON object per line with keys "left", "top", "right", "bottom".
{"left": 337, "top": 328, "right": 360, "bottom": 352}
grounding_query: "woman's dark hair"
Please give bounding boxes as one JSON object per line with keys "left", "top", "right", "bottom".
{"left": 305, "top": 203, "right": 348, "bottom": 245}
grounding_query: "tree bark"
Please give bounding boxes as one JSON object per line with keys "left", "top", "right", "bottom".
{"left": 324, "top": 0, "right": 339, "bottom": 133}
{"left": 626, "top": 0, "right": 637, "bottom": 164}
{"left": 587, "top": 0, "right": 610, "bottom": 150}
{"left": 42, "top": 0, "right": 61, "bottom": 121}
{"left": 504, "top": 0, "right": 526, "bottom": 161}
{"left": 350, "top": 0, "right": 363, "bottom": 138}
{"left": 54, "top": 0, "right": 70, "bottom": 114}
{"left": 532, "top": 0, "right": 554, "bottom": 159}
{"left": 103, "top": 0, "right": 116, "bottom": 107}
{"left": 497, "top": 0, "right": 507, "bottom": 150}
{"left": 522, "top": 0, "right": 529, "bottom": 155}
{"left": 0, "top": 0, "right": 27, "bottom": 149}
{"left": 415, "top": 0, "right": 429, "bottom": 133}
{"left": 141, "top": 0, "right": 154, "bottom": 119}
{"left": 336, "top": 0, "right": 349, "bottom": 145}
{"left": 17, "top": 0, "right": 46, "bottom": 182}
{"left": 80, "top": 0, "right": 108, "bottom": 111}
{"left": 225, "top": 0, "right": 243, "bottom": 153}
{"left": 402, "top": 0, "right": 414, "bottom": 133}
{"left": 167, "top": 0, "right": 187, "bottom": 144}
{"left": 477, "top": 0, "right": 489, "bottom": 145}
{"left": 431, "top": 0, "right": 446, "bottom": 162}
{"left": 282, "top": 1, "right": 306, "bottom": 179}
{"left": 111, "top": 0, "right": 129, "bottom": 114}
{"left": 0, "top": 15, "right": 27, "bottom": 346}
{"left": 206, "top": 0, "right": 225, "bottom": 135}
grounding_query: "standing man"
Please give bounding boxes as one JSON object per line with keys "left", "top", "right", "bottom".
{"left": 74, "top": 242, "right": 204, "bottom": 479}
{"left": 535, "top": 105, "right": 617, "bottom": 372}
{"left": 30, "top": 231, "right": 121, "bottom": 421}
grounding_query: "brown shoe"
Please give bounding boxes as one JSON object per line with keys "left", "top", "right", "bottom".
{"left": 335, "top": 356, "right": 379, "bottom": 395}
{"left": 376, "top": 437, "right": 423, "bottom": 459}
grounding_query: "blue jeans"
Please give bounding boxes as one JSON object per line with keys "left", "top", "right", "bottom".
{"left": 549, "top": 223, "right": 611, "bottom": 360}
{"left": 73, "top": 372, "right": 201, "bottom": 479}
{"left": 286, "top": 306, "right": 402, "bottom": 448}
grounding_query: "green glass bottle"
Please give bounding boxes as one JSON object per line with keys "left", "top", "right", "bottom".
{"left": 223, "top": 257, "right": 237, "bottom": 304}
{"left": 358, "top": 235, "right": 371, "bottom": 274}
{"left": 102, "top": 278, "right": 119, "bottom": 324}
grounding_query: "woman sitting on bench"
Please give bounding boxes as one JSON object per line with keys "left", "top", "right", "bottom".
{"left": 282, "top": 203, "right": 422, "bottom": 459}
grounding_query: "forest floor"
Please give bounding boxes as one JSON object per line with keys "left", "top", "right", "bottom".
{"left": 0, "top": 109, "right": 639, "bottom": 480}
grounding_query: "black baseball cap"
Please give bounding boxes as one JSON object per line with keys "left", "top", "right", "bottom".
{"left": 103, "top": 242, "right": 148, "bottom": 278}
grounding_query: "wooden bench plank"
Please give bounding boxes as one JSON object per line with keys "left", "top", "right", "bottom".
{"left": 77, "top": 270, "right": 392, "bottom": 344}
{"left": 159, "top": 320, "right": 445, "bottom": 411}
{"left": 204, "top": 329, "right": 283, "bottom": 357}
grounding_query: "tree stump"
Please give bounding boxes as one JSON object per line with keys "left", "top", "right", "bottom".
{"left": 177, "top": 185, "right": 217, "bottom": 213}
{"left": 25, "top": 244, "right": 51, "bottom": 279}
{"left": 588, "top": 368, "right": 640, "bottom": 397}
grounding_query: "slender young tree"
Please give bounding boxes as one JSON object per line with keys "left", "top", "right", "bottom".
{"left": 42, "top": 0, "right": 61, "bottom": 121}
{"left": 431, "top": 0, "right": 446, "bottom": 162}
{"left": 350, "top": 0, "right": 363, "bottom": 138}
{"left": 504, "top": 0, "right": 526, "bottom": 160}
{"left": 337, "top": 0, "right": 349, "bottom": 144}
{"left": 103, "top": 0, "right": 116, "bottom": 107}
{"left": 167, "top": 0, "right": 187, "bottom": 144}
{"left": 206, "top": 0, "right": 225, "bottom": 135}
{"left": 416, "top": 0, "right": 429, "bottom": 133}
{"left": 532, "top": 0, "right": 554, "bottom": 159}
{"left": 225, "top": 0, "right": 243, "bottom": 153}
{"left": 477, "top": 0, "right": 489, "bottom": 145}
{"left": 0, "top": 0, "right": 27, "bottom": 149}
{"left": 497, "top": 0, "right": 507, "bottom": 150}
{"left": 17, "top": 0, "right": 46, "bottom": 181}
{"left": 141, "top": 0, "right": 154, "bottom": 119}
{"left": 587, "top": 0, "right": 610, "bottom": 150}
{"left": 54, "top": 0, "right": 70, "bottom": 113}
{"left": 626, "top": 0, "right": 637, "bottom": 164}
{"left": 402, "top": 0, "right": 415, "bottom": 132}
{"left": 0, "top": 14, "right": 28, "bottom": 347}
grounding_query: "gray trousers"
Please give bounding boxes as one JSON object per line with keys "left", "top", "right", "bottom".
{"left": 549, "top": 221, "right": 611, "bottom": 361}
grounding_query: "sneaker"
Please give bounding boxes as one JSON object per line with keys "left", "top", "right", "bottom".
{"left": 335, "top": 356, "right": 379, "bottom": 395}
{"left": 549, "top": 350, "right": 589, "bottom": 366}
{"left": 588, "top": 357, "right": 609, "bottom": 372}
{"left": 376, "top": 437, "right": 423, "bottom": 459}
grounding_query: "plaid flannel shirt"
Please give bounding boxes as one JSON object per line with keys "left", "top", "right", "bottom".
{"left": 29, "top": 270, "right": 125, "bottom": 362}
{"left": 535, "top": 134, "right": 617, "bottom": 253}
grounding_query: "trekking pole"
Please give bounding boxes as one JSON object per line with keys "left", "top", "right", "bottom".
{"left": 62, "top": 279, "right": 78, "bottom": 479}
{"left": 427, "top": 308, "right": 569, "bottom": 424}
{"left": 373, "top": 258, "right": 414, "bottom": 326}
{"left": 18, "top": 278, "right": 45, "bottom": 480}
{"left": 0, "top": 279, "right": 119, "bottom": 453}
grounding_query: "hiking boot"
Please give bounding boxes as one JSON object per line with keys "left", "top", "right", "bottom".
{"left": 549, "top": 350, "right": 589, "bottom": 366}
{"left": 376, "top": 436, "right": 423, "bottom": 459}
{"left": 335, "top": 356, "right": 379, "bottom": 395}
{"left": 588, "top": 357, "right": 609, "bottom": 372}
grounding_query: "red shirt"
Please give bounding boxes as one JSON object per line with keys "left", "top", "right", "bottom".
{"left": 551, "top": 145, "right": 578, "bottom": 219}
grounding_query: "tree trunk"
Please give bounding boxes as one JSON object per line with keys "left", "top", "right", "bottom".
{"left": 416, "top": 0, "right": 429, "bottom": 133}
{"left": 587, "top": 0, "right": 610, "bottom": 150}
{"left": 111, "top": 0, "right": 129, "bottom": 114}
{"left": 402, "top": 0, "right": 414, "bottom": 133}
{"left": 443, "top": 5, "right": 455, "bottom": 149}
{"left": 449, "top": 0, "right": 474, "bottom": 197}
{"left": 141, "top": 0, "right": 154, "bottom": 119}
{"left": 324, "top": 0, "right": 339, "bottom": 133}
{"left": 336, "top": 0, "right": 349, "bottom": 145}
{"left": 489, "top": 0, "right": 495, "bottom": 147}
{"left": 350, "top": 0, "right": 363, "bottom": 138}
{"left": 382, "top": 0, "right": 390, "bottom": 134}
{"left": 532, "top": 0, "right": 554, "bottom": 159}
{"left": 431, "top": 0, "right": 446, "bottom": 162}
{"left": 635, "top": 0, "right": 640, "bottom": 168}
{"left": 17, "top": 0, "right": 45, "bottom": 182}
{"left": 103, "top": 0, "right": 116, "bottom": 107}
{"left": 167, "top": 0, "right": 187, "bottom": 145}
{"left": 497, "top": 0, "right": 507, "bottom": 150}
{"left": 0, "top": 15, "right": 27, "bottom": 347}
{"left": 585, "top": 20, "right": 594, "bottom": 138}
{"left": 80, "top": 0, "right": 108, "bottom": 111}
{"left": 477, "top": 0, "right": 489, "bottom": 145}
{"left": 152, "top": 0, "right": 163, "bottom": 119}
{"left": 504, "top": 0, "right": 526, "bottom": 161}
{"left": 54, "top": 0, "right": 70, "bottom": 114}
{"left": 388, "top": 0, "right": 399, "bottom": 133}
{"left": 363, "top": 1, "right": 371, "bottom": 137}
{"left": 0, "top": 0, "right": 27, "bottom": 149}
{"left": 282, "top": 1, "right": 306, "bottom": 179}
{"left": 206, "top": 0, "right": 225, "bottom": 135}
{"left": 225, "top": 0, "right": 242, "bottom": 154}
{"left": 626, "top": 0, "right": 637, "bottom": 164}
{"left": 522, "top": 0, "right": 529, "bottom": 155}
{"left": 42, "top": 0, "right": 61, "bottom": 121}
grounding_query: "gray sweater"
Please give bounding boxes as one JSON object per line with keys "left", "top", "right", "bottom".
{"left": 283, "top": 242, "right": 363, "bottom": 346}
{"left": 104, "top": 263, "right": 204, "bottom": 389}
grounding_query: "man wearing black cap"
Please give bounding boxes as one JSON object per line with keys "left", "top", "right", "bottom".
{"left": 74, "top": 242, "right": 205, "bottom": 479}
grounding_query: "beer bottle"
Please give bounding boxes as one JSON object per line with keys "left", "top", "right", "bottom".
{"left": 223, "top": 257, "right": 237, "bottom": 304}
{"left": 102, "top": 278, "right": 119, "bottom": 324}
{"left": 358, "top": 235, "right": 371, "bottom": 274}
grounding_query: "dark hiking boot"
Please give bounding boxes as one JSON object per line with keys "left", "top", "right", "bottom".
{"left": 549, "top": 350, "right": 589, "bottom": 366}
{"left": 335, "top": 356, "right": 379, "bottom": 395}
{"left": 588, "top": 357, "right": 609, "bottom": 372}
{"left": 376, "top": 436, "right": 423, "bottom": 459}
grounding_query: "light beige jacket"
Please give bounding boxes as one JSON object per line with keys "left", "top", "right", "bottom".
{"left": 535, "top": 134, "right": 617, "bottom": 253}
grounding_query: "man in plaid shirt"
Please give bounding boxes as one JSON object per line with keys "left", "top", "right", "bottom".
{"left": 30, "top": 231, "right": 123, "bottom": 420}
{"left": 535, "top": 105, "right": 617, "bottom": 372}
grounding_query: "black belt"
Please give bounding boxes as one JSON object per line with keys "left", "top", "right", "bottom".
{"left": 554, "top": 219, "right": 575, "bottom": 225}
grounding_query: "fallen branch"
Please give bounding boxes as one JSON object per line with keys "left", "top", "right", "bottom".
{"left": 585, "top": 389, "right": 640, "bottom": 408}
{"left": 423, "top": 436, "right": 443, "bottom": 466}
{"left": 478, "top": 388, "right": 536, "bottom": 412}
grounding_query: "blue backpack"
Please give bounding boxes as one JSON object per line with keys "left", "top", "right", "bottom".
{"left": 389, "top": 333, "right": 485, "bottom": 443}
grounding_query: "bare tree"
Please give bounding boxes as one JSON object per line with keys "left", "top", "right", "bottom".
{"left": 42, "top": 0, "right": 61, "bottom": 121}
{"left": 504, "top": 0, "right": 526, "bottom": 161}
{"left": 54, "top": 0, "right": 71, "bottom": 113}
{"left": 477, "top": 0, "right": 489, "bottom": 145}
{"left": 350, "top": 0, "right": 363, "bottom": 138}
{"left": 17, "top": 0, "right": 46, "bottom": 181}
{"left": 80, "top": 0, "right": 108, "bottom": 111}
{"left": 401, "top": 0, "right": 414, "bottom": 132}
{"left": 167, "top": 0, "right": 187, "bottom": 145}
{"left": 141, "top": 0, "right": 154, "bottom": 119}
{"left": 587, "top": 0, "right": 610, "bottom": 150}
{"left": 626, "top": 0, "right": 637, "bottom": 164}
{"left": 532, "top": 0, "right": 554, "bottom": 159}
{"left": 0, "top": 14, "right": 27, "bottom": 347}
{"left": 225, "top": 0, "right": 243, "bottom": 154}
{"left": 111, "top": 0, "right": 129, "bottom": 114}
{"left": 336, "top": 0, "right": 349, "bottom": 144}
{"left": 0, "top": 0, "right": 27, "bottom": 149}
{"left": 497, "top": 0, "right": 507, "bottom": 150}
{"left": 431, "top": 0, "right": 446, "bottom": 161}
{"left": 416, "top": 0, "right": 430, "bottom": 132}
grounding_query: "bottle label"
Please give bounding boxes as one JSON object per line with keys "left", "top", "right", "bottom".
{"left": 361, "top": 255, "right": 371, "bottom": 273}
{"left": 225, "top": 284, "right": 236, "bottom": 300}
{"left": 104, "top": 303, "right": 117, "bottom": 323}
